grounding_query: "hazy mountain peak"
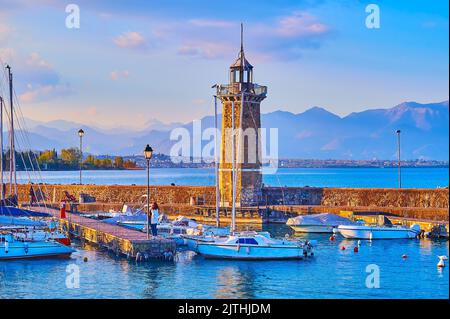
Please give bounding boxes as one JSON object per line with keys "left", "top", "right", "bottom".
{"left": 300, "top": 106, "right": 340, "bottom": 117}
{"left": 17, "top": 100, "right": 449, "bottom": 160}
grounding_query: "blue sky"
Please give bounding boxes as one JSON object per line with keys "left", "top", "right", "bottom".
{"left": 0, "top": 0, "right": 448, "bottom": 128}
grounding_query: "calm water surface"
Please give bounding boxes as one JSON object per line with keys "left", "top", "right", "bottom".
{"left": 17, "top": 167, "right": 449, "bottom": 188}
{"left": 1, "top": 225, "right": 448, "bottom": 299}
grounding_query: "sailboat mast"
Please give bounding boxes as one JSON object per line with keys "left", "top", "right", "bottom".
{"left": 6, "top": 65, "right": 16, "bottom": 198}
{"left": 0, "top": 96, "right": 3, "bottom": 201}
{"left": 214, "top": 95, "right": 220, "bottom": 227}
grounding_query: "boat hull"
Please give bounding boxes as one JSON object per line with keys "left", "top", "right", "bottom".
{"left": 338, "top": 226, "right": 418, "bottom": 239}
{"left": 0, "top": 241, "right": 75, "bottom": 260}
{"left": 289, "top": 225, "right": 335, "bottom": 233}
{"left": 196, "top": 243, "right": 304, "bottom": 260}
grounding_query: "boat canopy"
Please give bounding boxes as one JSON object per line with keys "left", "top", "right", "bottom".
{"left": 0, "top": 206, "right": 51, "bottom": 217}
{"left": 286, "top": 213, "right": 355, "bottom": 227}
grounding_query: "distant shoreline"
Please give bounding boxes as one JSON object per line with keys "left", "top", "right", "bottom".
{"left": 15, "top": 165, "right": 449, "bottom": 172}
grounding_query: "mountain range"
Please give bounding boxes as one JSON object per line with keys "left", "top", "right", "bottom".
{"left": 7, "top": 100, "right": 449, "bottom": 160}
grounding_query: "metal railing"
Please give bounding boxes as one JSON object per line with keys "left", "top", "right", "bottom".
{"left": 216, "top": 83, "right": 267, "bottom": 96}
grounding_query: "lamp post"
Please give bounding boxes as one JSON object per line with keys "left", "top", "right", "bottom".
{"left": 396, "top": 129, "right": 401, "bottom": 188}
{"left": 78, "top": 129, "right": 84, "bottom": 185}
{"left": 144, "top": 144, "right": 153, "bottom": 239}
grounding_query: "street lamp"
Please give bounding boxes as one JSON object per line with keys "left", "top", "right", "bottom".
{"left": 396, "top": 129, "right": 401, "bottom": 188}
{"left": 78, "top": 129, "right": 85, "bottom": 185}
{"left": 144, "top": 144, "right": 153, "bottom": 239}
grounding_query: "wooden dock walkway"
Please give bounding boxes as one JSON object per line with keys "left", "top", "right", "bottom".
{"left": 31, "top": 206, "right": 176, "bottom": 260}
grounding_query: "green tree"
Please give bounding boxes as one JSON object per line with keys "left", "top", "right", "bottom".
{"left": 85, "top": 155, "right": 95, "bottom": 166}
{"left": 60, "top": 148, "right": 80, "bottom": 166}
{"left": 123, "top": 160, "right": 137, "bottom": 169}
{"left": 114, "top": 156, "right": 124, "bottom": 168}
{"left": 38, "top": 149, "right": 57, "bottom": 163}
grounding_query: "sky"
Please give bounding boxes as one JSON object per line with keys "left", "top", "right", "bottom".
{"left": 0, "top": 0, "right": 448, "bottom": 129}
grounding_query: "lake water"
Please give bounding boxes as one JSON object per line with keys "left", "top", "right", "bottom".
{"left": 17, "top": 167, "right": 449, "bottom": 188}
{"left": 0, "top": 225, "right": 448, "bottom": 299}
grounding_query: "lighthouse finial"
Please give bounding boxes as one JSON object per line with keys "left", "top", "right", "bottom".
{"left": 240, "top": 23, "right": 244, "bottom": 57}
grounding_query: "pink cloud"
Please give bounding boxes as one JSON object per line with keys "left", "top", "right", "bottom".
{"left": 26, "top": 52, "right": 51, "bottom": 68}
{"left": 178, "top": 41, "right": 234, "bottom": 59}
{"left": 113, "top": 31, "right": 148, "bottom": 50}
{"left": 110, "top": 70, "right": 130, "bottom": 81}
{"left": 275, "top": 12, "right": 329, "bottom": 38}
{"left": 19, "top": 83, "right": 72, "bottom": 103}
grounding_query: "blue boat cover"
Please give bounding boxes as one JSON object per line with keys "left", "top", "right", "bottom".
{"left": 0, "top": 206, "right": 51, "bottom": 217}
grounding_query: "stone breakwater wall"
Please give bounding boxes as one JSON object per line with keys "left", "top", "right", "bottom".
{"left": 261, "top": 187, "right": 449, "bottom": 209}
{"left": 17, "top": 184, "right": 448, "bottom": 220}
{"left": 18, "top": 184, "right": 215, "bottom": 205}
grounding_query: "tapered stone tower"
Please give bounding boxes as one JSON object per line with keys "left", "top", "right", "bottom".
{"left": 216, "top": 25, "right": 267, "bottom": 207}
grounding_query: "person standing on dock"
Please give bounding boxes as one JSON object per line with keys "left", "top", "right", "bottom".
{"left": 150, "top": 202, "right": 159, "bottom": 237}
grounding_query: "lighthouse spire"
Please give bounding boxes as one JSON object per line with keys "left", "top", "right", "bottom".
{"left": 240, "top": 23, "right": 244, "bottom": 60}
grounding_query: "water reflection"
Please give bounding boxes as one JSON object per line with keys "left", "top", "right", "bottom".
{"left": 214, "top": 264, "right": 256, "bottom": 299}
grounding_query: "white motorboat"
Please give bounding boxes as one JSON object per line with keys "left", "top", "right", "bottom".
{"left": 287, "top": 213, "right": 356, "bottom": 233}
{"left": 337, "top": 224, "right": 421, "bottom": 239}
{"left": 11, "top": 228, "right": 71, "bottom": 246}
{"left": 145, "top": 216, "right": 230, "bottom": 244}
{"left": 0, "top": 233, "right": 74, "bottom": 260}
{"left": 188, "top": 231, "right": 314, "bottom": 260}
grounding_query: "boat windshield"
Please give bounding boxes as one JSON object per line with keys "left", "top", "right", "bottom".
{"left": 236, "top": 238, "right": 258, "bottom": 245}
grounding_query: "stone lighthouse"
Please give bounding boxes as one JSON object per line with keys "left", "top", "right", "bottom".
{"left": 216, "top": 25, "right": 267, "bottom": 207}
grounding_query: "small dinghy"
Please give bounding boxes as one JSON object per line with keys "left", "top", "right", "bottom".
{"left": 337, "top": 216, "right": 421, "bottom": 240}
{"left": 287, "top": 213, "right": 356, "bottom": 233}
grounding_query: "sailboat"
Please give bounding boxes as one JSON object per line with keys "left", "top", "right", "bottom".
{"left": 0, "top": 65, "right": 74, "bottom": 260}
{"left": 184, "top": 25, "right": 314, "bottom": 260}
{"left": 0, "top": 233, "right": 74, "bottom": 260}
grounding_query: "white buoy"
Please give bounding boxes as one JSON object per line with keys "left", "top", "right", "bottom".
{"left": 437, "top": 256, "right": 448, "bottom": 268}
{"left": 357, "top": 240, "right": 361, "bottom": 247}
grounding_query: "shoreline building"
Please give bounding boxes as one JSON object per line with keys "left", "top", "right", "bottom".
{"left": 216, "top": 25, "right": 267, "bottom": 207}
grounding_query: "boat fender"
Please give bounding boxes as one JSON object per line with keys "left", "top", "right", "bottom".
{"left": 353, "top": 246, "right": 358, "bottom": 253}
{"left": 24, "top": 243, "right": 29, "bottom": 254}
{"left": 341, "top": 246, "right": 346, "bottom": 251}
{"left": 236, "top": 244, "right": 240, "bottom": 252}
{"left": 329, "top": 235, "right": 335, "bottom": 241}
{"left": 4, "top": 240, "right": 8, "bottom": 253}
{"left": 246, "top": 246, "right": 250, "bottom": 255}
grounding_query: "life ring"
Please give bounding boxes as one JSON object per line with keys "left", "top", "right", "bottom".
{"left": 24, "top": 244, "right": 29, "bottom": 254}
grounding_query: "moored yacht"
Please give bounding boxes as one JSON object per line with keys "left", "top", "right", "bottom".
{"left": 337, "top": 224, "right": 421, "bottom": 239}
{"left": 0, "top": 233, "right": 75, "bottom": 260}
{"left": 287, "top": 213, "right": 356, "bottom": 233}
{"left": 190, "top": 231, "right": 314, "bottom": 260}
